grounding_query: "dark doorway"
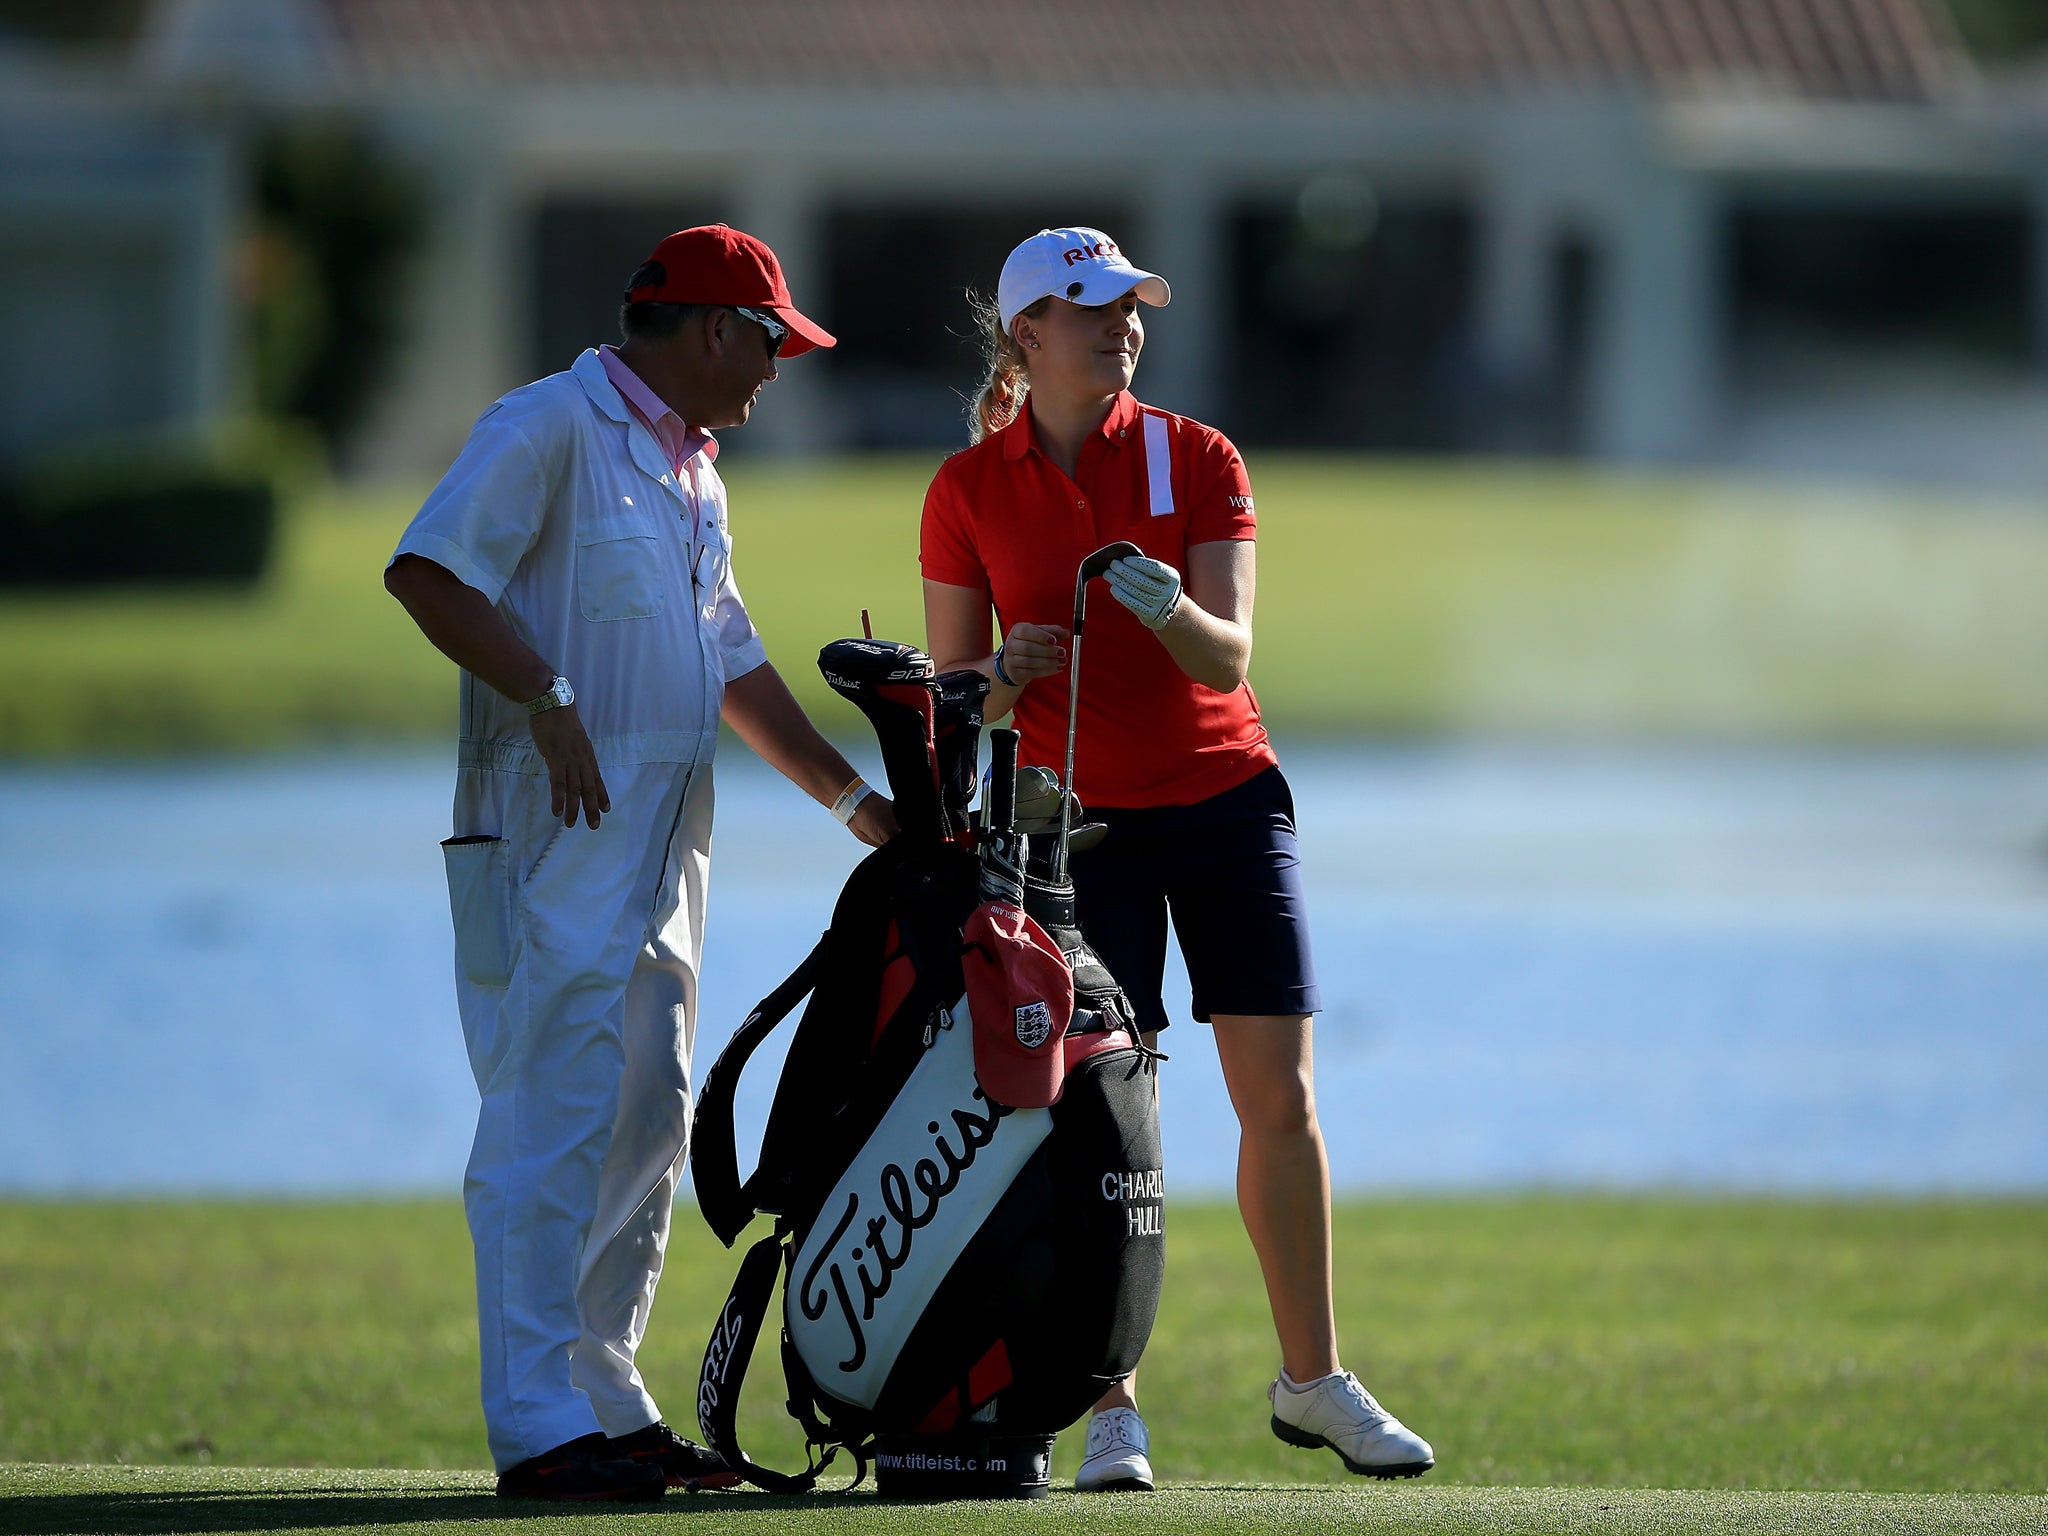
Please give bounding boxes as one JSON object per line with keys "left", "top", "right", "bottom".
{"left": 1225, "top": 190, "right": 1478, "bottom": 450}
{"left": 823, "top": 201, "right": 1133, "bottom": 448}
{"left": 1728, "top": 199, "right": 2032, "bottom": 379}
{"left": 529, "top": 196, "right": 723, "bottom": 379}
{"left": 1545, "top": 231, "right": 1598, "bottom": 454}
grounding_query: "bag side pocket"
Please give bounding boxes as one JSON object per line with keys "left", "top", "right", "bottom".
{"left": 442, "top": 835, "right": 515, "bottom": 988}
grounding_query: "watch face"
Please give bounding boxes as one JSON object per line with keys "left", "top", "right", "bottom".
{"left": 551, "top": 677, "right": 574, "bottom": 707}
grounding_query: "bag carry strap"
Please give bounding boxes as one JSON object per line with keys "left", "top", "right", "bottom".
{"left": 692, "top": 937, "right": 828, "bottom": 1247}
{"left": 696, "top": 1231, "right": 846, "bottom": 1494}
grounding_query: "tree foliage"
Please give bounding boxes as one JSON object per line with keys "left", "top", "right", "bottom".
{"left": 1942, "top": 0, "right": 2048, "bottom": 58}
{"left": 247, "top": 123, "right": 425, "bottom": 459}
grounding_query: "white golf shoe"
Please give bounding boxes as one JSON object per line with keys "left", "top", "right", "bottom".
{"left": 1268, "top": 1369, "right": 1434, "bottom": 1478}
{"left": 1073, "top": 1406, "right": 1155, "bottom": 1492}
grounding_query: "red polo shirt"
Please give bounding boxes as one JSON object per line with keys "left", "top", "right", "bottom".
{"left": 921, "top": 391, "right": 1276, "bottom": 809}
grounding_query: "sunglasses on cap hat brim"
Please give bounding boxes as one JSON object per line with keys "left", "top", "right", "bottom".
{"left": 730, "top": 305, "right": 788, "bottom": 355}
{"left": 620, "top": 253, "right": 835, "bottom": 356}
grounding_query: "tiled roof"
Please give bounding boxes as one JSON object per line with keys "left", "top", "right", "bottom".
{"left": 329, "top": 0, "right": 1963, "bottom": 102}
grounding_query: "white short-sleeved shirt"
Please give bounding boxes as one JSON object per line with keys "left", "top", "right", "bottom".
{"left": 392, "top": 348, "right": 769, "bottom": 773}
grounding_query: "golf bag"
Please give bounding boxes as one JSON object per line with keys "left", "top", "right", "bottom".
{"left": 691, "top": 638, "right": 1165, "bottom": 1499}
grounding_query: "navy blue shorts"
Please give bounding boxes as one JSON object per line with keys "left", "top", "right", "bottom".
{"left": 1068, "top": 764, "right": 1321, "bottom": 1034}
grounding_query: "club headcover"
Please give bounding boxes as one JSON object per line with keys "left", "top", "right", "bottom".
{"left": 819, "top": 639, "right": 944, "bottom": 842}
{"left": 933, "top": 669, "right": 990, "bottom": 842}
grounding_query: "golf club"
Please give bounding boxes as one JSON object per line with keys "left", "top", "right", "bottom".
{"left": 981, "top": 726, "right": 1024, "bottom": 904}
{"left": 1060, "top": 540, "right": 1143, "bottom": 881}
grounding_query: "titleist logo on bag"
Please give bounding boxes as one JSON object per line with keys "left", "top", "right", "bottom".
{"left": 798, "top": 1086, "right": 1014, "bottom": 1372}
{"left": 787, "top": 1003, "right": 1052, "bottom": 1406}
{"left": 698, "top": 1296, "right": 746, "bottom": 1428}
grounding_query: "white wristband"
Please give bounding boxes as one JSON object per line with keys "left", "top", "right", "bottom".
{"left": 831, "top": 777, "right": 875, "bottom": 826}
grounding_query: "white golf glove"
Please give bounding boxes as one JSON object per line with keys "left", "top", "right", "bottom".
{"left": 1105, "top": 555, "right": 1183, "bottom": 630}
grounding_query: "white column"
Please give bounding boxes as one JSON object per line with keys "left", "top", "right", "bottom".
{"left": 732, "top": 168, "right": 829, "bottom": 458}
{"left": 168, "top": 118, "right": 240, "bottom": 432}
{"left": 1477, "top": 180, "right": 1555, "bottom": 394}
{"left": 1587, "top": 165, "right": 1720, "bottom": 463}
{"left": 350, "top": 114, "right": 517, "bottom": 476}
{"left": 1137, "top": 169, "right": 1226, "bottom": 424}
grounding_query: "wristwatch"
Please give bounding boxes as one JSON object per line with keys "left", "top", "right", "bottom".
{"left": 523, "top": 674, "right": 574, "bottom": 715}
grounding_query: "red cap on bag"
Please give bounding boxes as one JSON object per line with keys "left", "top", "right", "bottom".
{"left": 963, "top": 902, "right": 1074, "bottom": 1109}
{"left": 623, "top": 224, "right": 836, "bottom": 357}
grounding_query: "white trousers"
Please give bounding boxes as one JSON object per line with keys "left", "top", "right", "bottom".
{"left": 443, "top": 756, "right": 713, "bottom": 1471}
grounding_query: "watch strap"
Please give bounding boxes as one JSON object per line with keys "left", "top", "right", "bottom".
{"left": 524, "top": 675, "right": 574, "bottom": 715}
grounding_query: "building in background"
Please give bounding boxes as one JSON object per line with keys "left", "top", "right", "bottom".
{"left": 8, "top": 0, "right": 2048, "bottom": 485}
{"left": 0, "top": 30, "right": 238, "bottom": 466}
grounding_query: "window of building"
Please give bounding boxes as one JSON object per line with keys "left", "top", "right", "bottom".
{"left": 1728, "top": 198, "right": 2033, "bottom": 384}
{"left": 1226, "top": 189, "right": 1478, "bottom": 450}
{"left": 528, "top": 196, "right": 722, "bottom": 379}
{"left": 823, "top": 201, "right": 1133, "bottom": 449}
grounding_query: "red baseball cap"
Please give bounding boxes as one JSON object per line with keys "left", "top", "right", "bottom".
{"left": 623, "top": 224, "right": 836, "bottom": 357}
{"left": 963, "top": 900, "right": 1073, "bottom": 1110}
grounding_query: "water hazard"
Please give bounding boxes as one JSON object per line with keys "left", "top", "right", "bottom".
{"left": 2, "top": 742, "right": 2044, "bottom": 1193}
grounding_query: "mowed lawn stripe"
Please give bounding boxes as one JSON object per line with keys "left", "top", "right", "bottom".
{"left": 1, "top": 1198, "right": 2041, "bottom": 1494}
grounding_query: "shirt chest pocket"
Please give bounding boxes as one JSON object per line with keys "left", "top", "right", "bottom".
{"left": 576, "top": 504, "right": 666, "bottom": 622}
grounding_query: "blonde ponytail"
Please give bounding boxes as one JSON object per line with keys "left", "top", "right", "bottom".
{"left": 966, "top": 290, "right": 1047, "bottom": 444}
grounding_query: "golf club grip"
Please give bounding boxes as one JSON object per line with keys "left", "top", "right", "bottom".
{"left": 1072, "top": 540, "right": 1144, "bottom": 633}
{"left": 987, "top": 728, "right": 1018, "bottom": 833}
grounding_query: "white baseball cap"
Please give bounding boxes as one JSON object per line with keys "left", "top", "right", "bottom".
{"left": 998, "top": 227, "right": 1171, "bottom": 332}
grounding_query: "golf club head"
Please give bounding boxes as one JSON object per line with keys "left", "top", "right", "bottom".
{"left": 1071, "top": 540, "right": 1145, "bottom": 632}
{"left": 1026, "top": 822, "right": 1105, "bottom": 881}
{"left": 1016, "top": 778, "right": 1104, "bottom": 853}
{"left": 1003, "top": 765, "right": 1066, "bottom": 833}
{"left": 1079, "top": 540, "right": 1144, "bottom": 583}
{"left": 1067, "top": 821, "right": 1107, "bottom": 854}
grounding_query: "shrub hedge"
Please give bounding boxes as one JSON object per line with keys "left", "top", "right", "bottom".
{"left": 0, "top": 455, "right": 278, "bottom": 587}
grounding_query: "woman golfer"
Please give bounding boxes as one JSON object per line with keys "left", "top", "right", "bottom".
{"left": 921, "top": 227, "right": 1434, "bottom": 1492}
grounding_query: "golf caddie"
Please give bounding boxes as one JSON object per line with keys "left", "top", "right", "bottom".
{"left": 385, "top": 224, "right": 896, "bottom": 1502}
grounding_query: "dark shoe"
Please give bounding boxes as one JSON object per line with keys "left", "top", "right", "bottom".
{"left": 495, "top": 1432, "right": 667, "bottom": 1502}
{"left": 606, "top": 1420, "right": 742, "bottom": 1489}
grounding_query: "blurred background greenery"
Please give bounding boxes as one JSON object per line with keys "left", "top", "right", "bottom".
{"left": 5, "top": 460, "right": 2048, "bottom": 755}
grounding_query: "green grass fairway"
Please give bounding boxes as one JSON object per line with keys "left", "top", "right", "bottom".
{"left": 2, "top": 1464, "right": 2042, "bottom": 1536}
{"left": 2, "top": 1198, "right": 2042, "bottom": 1518}
{"left": 5, "top": 458, "right": 2048, "bottom": 754}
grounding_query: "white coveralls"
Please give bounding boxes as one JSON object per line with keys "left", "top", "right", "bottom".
{"left": 392, "top": 348, "right": 767, "bottom": 1470}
